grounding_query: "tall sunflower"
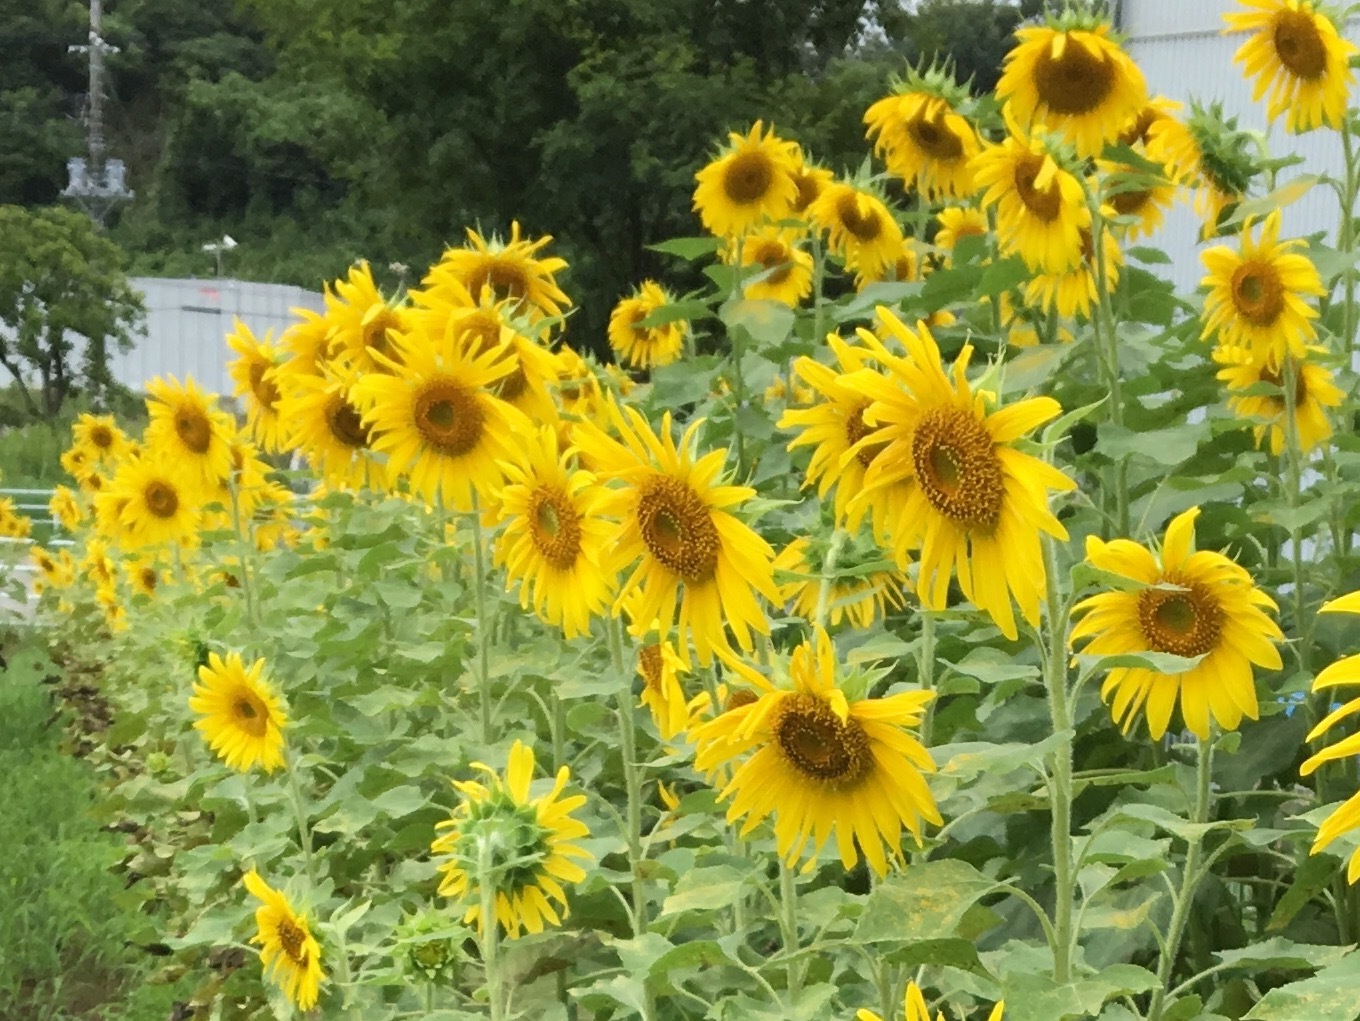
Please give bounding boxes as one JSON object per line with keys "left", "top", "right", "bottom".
{"left": 608, "top": 280, "right": 687, "bottom": 369}
{"left": 1201, "top": 210, "right": 1324, "bottom": 367}
{"left": 432, "top": 740, "right": 591, "bottom": 937}
{"left": 189, "top": 651, "right": 288, "bottom": 772}
{"left": 1072, "top": 507, "right": 1284, "bottom": 740}
{"left": 243, "top": 870, "right": 324, "bottom": 1011}
{"left": 859, "top": 982, "right": 1005, "bottom": 1021}
{"left": 1226, "top": 0, "right": 1357, "bottom": 133}
{"left": 790, "top": 158, "right": 835, "bottom": 216}
{"left": 693, "top": 120, "right": 802, "bottom": 238}
{"left": 1214, "top": 346, "right": 1342, "bottom": 454}
{"left": 773, "top": 535, "right": 905, "bottom": 630}
{"left": 72, "top": 413, "right": 130, "bottom": 463}
{"left": 729, "top": 227, "right": 815, "bottom": 307}
{"left": 143, "top": 375, "right": 236, "bottom": 494}
{"left": 572, "top": 399, "right": 780, "bottom": 666}
{"left": 110, "top": 457, "right": 201, "bottom": 550}
{"left": 971, "top": 129, "right": 1091, "bottom": 274}
{"left": 493, "top": 426, "right": 614, "bottom": 639}
{"left": 430, "top": 223, "right": 571, "bottom": 322}
{"left": 277, "top": 367, "right": 385, "bottom": 492}
{"left": 324, "top": 261, "right": 409, "bottom": 372}
{"left": 692, "top": 627, "right": 939, "bottom": 876}
{"left": 226, "top": 318, "right": 286, "bottom": 453}
{"left": 853, "top": 239, "right": 923, "bottom": 291}
{"left": 807, "top": 180, "right": 906, "bottom": 280}
{"left": 1098, "top": 158, "right": 1177, "bottom": 241}
{"left": 841, "top": 309, "right": 1076, "bottom": 639}
{"left": 349, "top": 321, "right": 529, "bottom": 509}
{"left": 864, "top": 83, "right": 980, "bottom": 198}
{"left": 997, "top": 19, "right": 1148, "bottom": 158}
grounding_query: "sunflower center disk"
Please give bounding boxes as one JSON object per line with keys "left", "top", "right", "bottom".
{"left": 144, "top": 481, "right": 179, "bottom": 519}
{"left": 1273, "top": 10, "right": 1327, "bottom": 79}
{"left": 723, "top": 151, "right": 776, "bottom": 205}
{"left": 1258, "top": 362, "right": 1309, "bottom": 407}
{"left": 1137, "top": 583, "right": 1223, "bottom": 658}
{"left": 327, "top": 398, "right": 372, "bottom": 449}
{"left": 233, "top": 694, "right": 270, "bottom": 737}
{"left": 249, "top": 363, "right": 281, "bottom": 409}
{"left": 774, "top": 693, "right": 872, "bottom": 787}
{"left": 752, "top": 241, "right": 794, "bottom": 286}
{"left": 175, "top": 409, "right": 213, "bottom": 454}
{"left": 1230, "top": 262, "right": 1285, "bottom": 326}
{"left": 911, "top": 407, "right": 1005, "bottom": 529}
{"left": 636, "top": 477, "right": 721, "bottom": 583}
{"left": 1111, "top": 186, "right": 1152, "bottom": 218}
{"left": 140, "top": 568, "right": 157, "bottom": 591}
{"left": 91, "top": 426, "right": 113, "bottom": 449}
{"left": 276, "top": 920, "right": 309, "bottom": 965}
{"left": 1012, "top": 155, "right": 1064, "bottom": 222}
{"left": 529, "top": 486, "right": 583, "bottom": 570}
{"left": 836, "top": 194, "right": 884, "bottom": 242}
{"left": 1032, "top": 36, "right": 1115, "bottom": 115}
{"left": 638, "top": 644, "right": 663, "bottom": 691}
{"left": 845, "top": 405, "right": 886, "bottom": 468}
{"left": 909, "top": 110, "right": 964, "bottom": 160}
{"left": 412, "top": 381, "right": 486, "bottom": 457}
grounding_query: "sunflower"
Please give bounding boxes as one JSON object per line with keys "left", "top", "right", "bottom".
{"left": 226, "top": 318, "right": 286, "bottom": 452}
{"left": 432, "top": 740, "right": 591, "bottom": 938}
{"left": 842, "top": 309, "right": 1076, "bottom": 639}
{"left": 144, "top": 375, "right": 236, "bottom": 494}
{"left": 729, "top": 227, "right": 815, "bottom": 307}
{"left": 31, "top": 546, "right": 75, "bottom": 592}
{"left": 126, "top": 557, "right": 167, "bottom": 599}
{"left": 1226, "top": 0, "right": 1358, "bottom": 133}
{"left": 864, "top": 89, "right": 980, "bottom": 198}
{"left": 350, "top": 320, "right": 529, "bottom": 510}
{"left": 0, "top": 499, "right": 31, "bottom": 539}
{"left": 635, "top": 632, "right": 690, "bottom": 741}
{"left": 854, "top": 239, "right": 923, "bottom": 291}
{"left": 110, "top": 457, "right": 201, "bottom": 549}
{"left": 693, "top": 120, "right": 802, "bottom": 238}
{"left": 971, "top": 129, "right": 1091, "bottom": 274}
{"left": 608, "top": 280, "right": 687, "bottom": 369}
{"left": 1023, "top": 225, "right": 1123, "bottom": 320}
{"left": 493, "top": 426, "right": 614, "bottom": 639}
{"left": 277, "top": 368, "right": 384, "bottom": 492}
{"left": 790, "top": 159, "right": 835, "bottom": 216}
{"left": 572, "top": 399, "right": 780, "bottom": 666}
{"left": 1072, "top": 507, "right": 1284, "bottom": 740}
{"left": 1214, "top": 345, "right": 1343, "bottom": 454}
{"left": 807, "top": 181, "right": 906, "bottom": 280}
{"left": 324, "top": 260, "right": 409, "bottom": 372}
{"left": 1147, "top": 102, "right": 1258, "bottom": 237}
{"left": 773, "top": 536, "right": 905, "bottom": 630}
{"left": 243, "top": 870, "right": 324, "bottom": 1011}
{"left": 72, "top": 413, "right": 129, "bottom": 463}
{"left": 189, "top": 651, "right": 288, "bottom": 772}
{"left": 1098, "top": 158, "right": 1177, "bottom": 241}
{"left": 692, "top": 627, "right": 939, "bottom": 876}
{"left": 432, "top": 223, "right": 571, "bottom": 322}
{"left": 49, "top": 485, "right": 83, "bottom": 532}
{"left": 858, "top": 981, "right": 1005, "bottom": 1021}
{"left": 934, "top": 206, "right": 990, "bottom": 257}
{"left": 1201, "top": 210, "right": 1324, "bottom": 367}
{"left": 276, "top": 306, "right": 334, "bottom": 383}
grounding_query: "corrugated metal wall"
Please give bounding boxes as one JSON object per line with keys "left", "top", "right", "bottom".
{"left": 1123, "top": 0, "right": 1356, "bottom": 292}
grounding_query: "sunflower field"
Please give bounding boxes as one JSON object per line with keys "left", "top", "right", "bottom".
{"left": 22, "top": 3, "right": 1360, "bottom": 1020}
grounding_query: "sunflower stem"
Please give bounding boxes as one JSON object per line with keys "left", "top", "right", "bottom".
{"left": 1087, "top": 197, "right": 1129, "bottom": 536}
{"left": 729, "top": 233, "right": 748, "bottom": 476}
{"left": 1339, "top": 118, "right": 1357, "bottom": 366}
{"left": 476, "top": 835, "right": 505, "bottom": 1021}
{"left": 779, "top": 859, "right": 802, "bottom": 1005}
{"left": 226, "top": 476, "right": 260, "bottom": 628}
{"left": 811, "top": 527, "right": 847, "bottom": 630}
{"left": 284, "top": 751, "right": 316, "bottom": 886}
{"left": 1280, "top": 356, "right": 1312, "bottom": 675}
{"left": 1147, "top": 737, "right": 1214, "bottom": 1021}
{"left": 1041, "top": 533, "right": 1075, "bottom": 985}
{"left": 469, "top": 494, "right": 496, "bottom": 746}
{"left": 917, "top": 610, "right": 938, "bottom": 750}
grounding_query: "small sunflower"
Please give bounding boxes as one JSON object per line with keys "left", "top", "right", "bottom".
{"left": 693, "top": 120, "right": 802, "bottom": 238}
{"left": 608, "top": 280, "right": 687, "bottom": 369}
{"left": 432, "top": 740, "right": 591, "bottom": 938}
{"left": 934, "top": 206, "right": 990, "bottom": 257}
{"left": 1200, "top": 210, "right": 1324, "bottom": 367}
{"left": 72, "top": 413, "right": 129, "bottom": 463}
{"left": 807, "top": 180, "right": 906, "bottom": 280}
{"left": 692, "top": 627, "right": 940, "bottom": 876}
{"left": 997, "top": 20, "right": 1148, "bottom": 158}
{"left": 1214, "top": 345, "right": 1343, "bottom": 454}
{"left": 431, "top": 222, "right": 571, "bottom": 322}
{"left": 126, "top": 557, "right": 167, "bottom": 599}
{"left": 49, "top": 485, "right": 84, "bottom": 532}
{"left": 243, "top": 870, "right": 324, "bottom": 1011}
{"left": 31, "top": 546, "right": 75, "bottom": 591}
{"left": 572, "top": 399, "right": 780, "bottom": 666}
{"left": 730, "top": 227, "right": 815, "bottom": 307}
{"left": 493, "top": 426, "right": 614, "bottom": 639}
{"left": 858, "top": 981, "right": 1005, "bottom": 1021}
{"left": 1072, "top": 507, "right": 1284, "bottom": 740}
{"left": 226, "top": 318, "right": 286, "bottom": 453}
{"left": 636, "top": 633, "right": 690, "bottom": 741}
{"left": 1023, "top": 225, "right": 1123, "bottom": 320}
{"left": 1225, "top": 0, "right": 1358, "bottom": 133}
{"left": 773, "top": 536, "right": 905, "bottom": 630}
{"left": 110, "top": 457, "right": 201, "bottom": 550}
{"left": 189, "top": 651, "right": 288, "bottom": 772}
{"left": 277, "top": 368, "right": 384, "bottom": 492}
{"left": 323, "top": 260, "right": 409, "bottom": 372}
{"left": 144, "top": 375, "right": 236, "bottom": 494}
{"left": 972, "top": 129, "right": 1091, "bottom": 274}
{"left": 842, "top": 309, "right": 1076, "bottom": 640}
{"left": 864, "top": 88, "right": 980, "bottom": 198}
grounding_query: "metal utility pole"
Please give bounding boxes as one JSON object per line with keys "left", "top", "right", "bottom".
{"left": 63, "top": 0, "right": 133, "bottom": 227}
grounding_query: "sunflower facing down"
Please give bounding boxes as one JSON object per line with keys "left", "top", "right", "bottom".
{"left": 432, "top": 740, "right": 591, "bottom": 938}
{"left": 692, "top": 627, "right": 940, "bottom": 877}
{"left": 1147, "top": 101, "right": 1258, "bottom": 237}
{"left": 608, "top": 280, "right": 688, "bottom": 369}
{"left": 1023, "top": 225, "right": 1123, "bottom": 320}
{"left": 693, "top": 120, "right": 802, "bottom": 238}
{"left": 144, "top": 375, "right": 236, "bottom": 494}
{"left": 49, "top": 485, "right": 83, "bottom": 532}
{"left": 636, "top": 631, "right": 690, "bottom": 741}
{"left": 807, "top": 180, "right": 906, "bottom": 280}
{"left": 859, "top": 981, "right": 1005, "bottom": 1021}
{"left": 1200, "top": 210, "right": 1324, "bottom": 367}
{"left": 1072, "top": 507, "right": 1284, "bottom": 740}
{"left": 730, "top": 227, "right": 816, "bottom": 306}
{"left": 863, "top": 88, "right": 981, "bottom": 198}
{"left": 243, "top": 870, "right": 324, "bottom": 1011}
{"left": 226, "top": 318, "right": 286, "bottom": 453}
{"left": 853, "top": 239, "right": 923, "bottom": 291}
{"left": 1226, "top": 0, "right": 1358, "bottom": 133}
{"left": 934, "top": 206, "right": 990, "bottom": 257}
{"left": 189, "top": 651, "right": 288, "bottom": 772}
{"left": 772, "top": 536, "right": 905, "bottom": 630}
{"left": 1214, "top": 345, "right": 1343, "bottom": 454}
{"left": 493, "top": 426, "right": 614, "bottom": 639}
{"left": 572, "top": 399, "right": 780, "bottom": 667}
{"left": 842, "top": 309, "right": 1076, "bottom": 640}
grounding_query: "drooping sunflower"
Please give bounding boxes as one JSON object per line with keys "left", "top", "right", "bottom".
{"left": 1214, "top": 345, "right": 1343, "bottom": 454}
{"left": 1147, "top": 101, "right": 1259, "bottom": 237}
{"left": 1098, "top": 158, "right": 1177, "bottom": 241}
{"left": 790, "top": 158, "right": 835, "bottom": 216}
{"left": 807, "top": 180, "right": 906, "bottom": 280}
{"left": 1226, "top": 0, "right": 1358, "bottom": 133}
{"left": 49, "top": 485, "right": 83, "bottom": 533}
{"left": 864, "top": 87, "right": 981, "bottom": 198}
{"left": 275, "top": 306, "right": 335, "bottom": 384}
{"left": 277, "top": 367, "right": 385, "bottom": 492}
{"left": 572, "top": 399, "right": 780, "bottom": 666}
{"left": 858, "top": 981, "right": 1005, "bottom": 1021}
{"left": 323, "top": 260, "right": 409, "bottom": 373}
{"left": 997, "top": 20, "right": 1148, "bottom": 158}
{"left": 934, "top": 206, "right": 990, "bottom": 256}
{"left": 189, "top": 651, "right": 288, "bottom": 772}
{"left": 1072, "top": 507, "right": 1284, "bottom": 740}
{"left": 692, "top": 627, "right": 940, "bottom": 876}
{"left": 693, "top": 120, "right": 802, "bottom": 238}
{"left": 971, "top": 129, "right": 1091, "bottom": 274}
{"left": 226, "top": 317, "right": 286, "bottom": 453}
{"left": 110, "top": 457, "right": 201, "bottom": 549}
{"left": 431, "top": 223, "right": 571, "bottom": 322}
{"left": 730, "top": 227, "right": 815, "bottom": 307}
{"left": 349, "top": 320, "right": 529, "bottom": 510}
{"left": 1201, "top": 210, "right": 1325, "bottom": 367}
{"left": 773, "top": 535, "right": 905, "bottom": 630}
{"left": 635, "top": 631, "right": 690, "bottom": 741}
{"left": 1023, "top": 225, "right": 1123, "bottom": 320}
{"left": 842, "top": 308, "right": 1076, "bottom": 639}
{"left": 432, "top": 740, "right": 591, "bottom": 938}
{"left": 1301, "top": 592, "right": 1360, "bottom": 882}
{"left": 853, "top": 238, "right": 923, "bottom": 291}
{"left": 243, "top": 870, "right": 324, "bottom": 1011}
{"left": 607, "top": 280, "right": 687, "bottom": 370}
{"left": 144, "top": 375, "right": 236, "bottom": 494}
{"left": 493, "top": 426, "right": 614, "bottom": 639}
{"left": 31, "top": 545, "right": 75, "bottom": 593}
{"left": 72, "top": 413, "right": 130, "bottom": 463}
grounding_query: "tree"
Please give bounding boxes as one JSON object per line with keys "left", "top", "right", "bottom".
{"left": 0, "top": 206, "right": 145, "bottom": 418}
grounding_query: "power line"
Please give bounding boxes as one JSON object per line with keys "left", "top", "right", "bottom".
{"left": 62, "top": 0, "right": 134, "bottom": 228}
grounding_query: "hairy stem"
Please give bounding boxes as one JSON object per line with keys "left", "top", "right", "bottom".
{"left": 1042, "top": 534, "right": 1075, "bottom": 984}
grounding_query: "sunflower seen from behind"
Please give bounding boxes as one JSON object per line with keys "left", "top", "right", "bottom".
{"left": 189, "top": 651, "right": 288, "bottom": 772}
{"left": 1072, "top": 507, "right": 1283, "bottom": 740}
{"left": 1214, "top": 346, "right": 1342, "bottom": 455}
{"left": 144, "top": 375, "right": 236, "bottom": 495}
{"left": 226, "top": 317, "right": 286, "bottom": 452}
{"left": 772, "top": 535, "right": 904, "bottom": 631}
{"left": 243, "top": 870, "right": 324, "bottom": 1011}
{"left": 692, "top": 627, "right": 939, "bottom": 877}
{"left": 693, "top": 120, "right": 801, "bottom": 238}
{"left": 1147, "top": 101, "right": 1259, "bottom": 236}
{"left": 607, "top": 280, "right": 687, "bottom": 370}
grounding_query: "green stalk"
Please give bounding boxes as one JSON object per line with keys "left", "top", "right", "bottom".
{"left": 1339, "top": 119, "right": 1357, "bottom": 365}
{"left": 284, "top": 751, "right": 316, "bottom": 885}
{"left": 1147, "top": 738, "right": 1214, "bottom": 1021}
{"left": 1280, "top": 357, "right": 1311, "bottom": 675}
{"left": 729, "top": 234, "right": 748, "bottom": 475}
{"left": 1041, "top": 534, "right": 1075, "bottom": 984}
{"left": 469, "top": 495, "right": 496, "bottom": 745}
{"left": 1087, "top": 197, "right": 1129, "bottom": 536}
{"left": 779, "top": 860, "right": 802, "bottom": 1005}
{"left": 917, "top": 610, "right": 938, "bottom": 750}
{"left": 477, "top": 835, "right": 505, "bottom": 1021}
{"left": 226, "top": 476, "right": 259, "bottom": 627}
{"left": 811, "top": 527, "right": 847, "bottom": 629}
